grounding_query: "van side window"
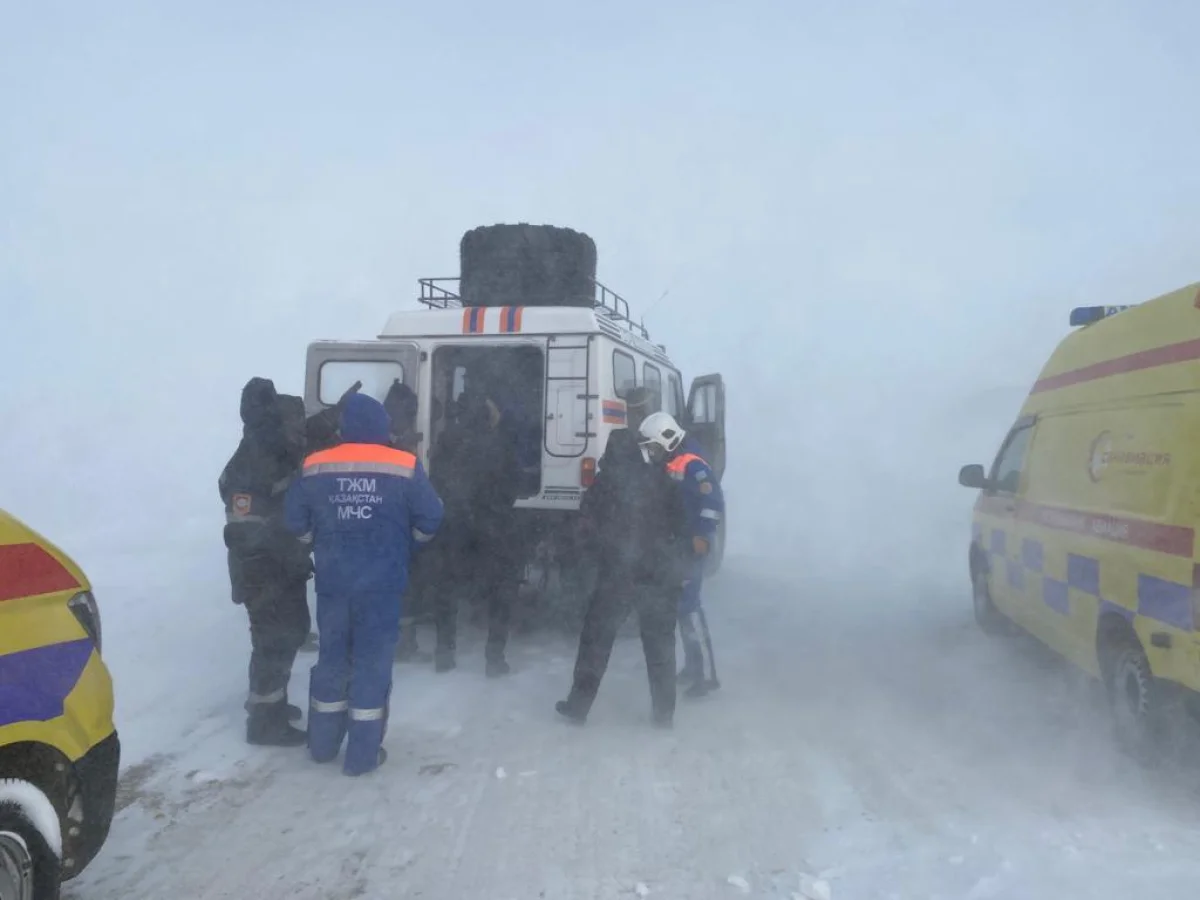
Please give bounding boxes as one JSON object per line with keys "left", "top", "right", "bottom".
{"left": 990, "top": 424, "right": 1035, "bottom": 494}
{"left": 643, "top": 363, "right": 663, "bottom": 412}
{"left": 614, "top": 351, "right": 637, "bottom": 397}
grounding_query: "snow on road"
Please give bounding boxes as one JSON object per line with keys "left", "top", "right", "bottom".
{"left": 64, "top": 551, "right": 1200, "bottom": 900}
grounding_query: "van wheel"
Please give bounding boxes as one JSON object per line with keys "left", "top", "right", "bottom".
{"left": 971, "top": 566, "right": 1006, "bottom": 635}
{"left": 1106, "top": 638, "right": 1179, "bottom": 765}
{"left": 0, "top": 801, "right": 61, "bottom": 900}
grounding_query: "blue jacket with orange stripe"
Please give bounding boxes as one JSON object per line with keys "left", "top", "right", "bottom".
{"left": 667, "top": 447, "right": 724, "bottom": 542}
{"left": 284, "top": 394, "right": 444, "bottom": 597}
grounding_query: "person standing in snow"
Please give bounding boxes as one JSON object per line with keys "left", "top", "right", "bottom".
{"left": 285, "top": 393, "right": 444, "bottom": 776}
{"left": 642, "top": 412, "right": 725, "bottom": 698}
{"left": 383, "top": 379, "right": 426, "bottom": 663}
{"left": 219, "top": 377, "right": 313, "bottom": 747}
{"left": 556, "top": 387, "right": 689, "bottom": 728}
{"left": 427, "top": 386, "right": 521, "bottom": 677}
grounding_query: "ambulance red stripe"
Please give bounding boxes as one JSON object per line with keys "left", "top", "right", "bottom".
{"left": 974, "top": 496, "right": 1194, "bottom": 557}
{"left": 0, "top": 542, "right": 81, "bottom": 602}
{"left": 1030, "top": 337, "right": 1200, "bottom": 394}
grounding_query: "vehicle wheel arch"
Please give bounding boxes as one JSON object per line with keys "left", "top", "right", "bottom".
{"left": 1096, "top": 610, "right": 1140, "bottom": 683}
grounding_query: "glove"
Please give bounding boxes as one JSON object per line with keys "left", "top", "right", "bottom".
{"left": 693, "top": 536, "right": 710, "bottom": 557}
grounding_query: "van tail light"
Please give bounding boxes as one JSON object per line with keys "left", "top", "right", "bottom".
{"left": 581, "top": 457, "right": 597, "bottom": 488}
{"left": 68, "top": 591, "right": 102, "bottom": 655}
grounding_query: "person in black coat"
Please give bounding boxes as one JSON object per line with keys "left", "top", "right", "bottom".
{"left": 219, "top": 378, "right": 313, "bottom": 746}
{"left": 555, "top": 387, "right": 690, "bottom": 728}
{"left": 428, "top": 390, "right": 521, "bottom": 677}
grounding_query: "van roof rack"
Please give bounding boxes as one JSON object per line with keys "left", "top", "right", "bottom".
{"left": 416, "top": 276, "right": 650, "bottom": 340}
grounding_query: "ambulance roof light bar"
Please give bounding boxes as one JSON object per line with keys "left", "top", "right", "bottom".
{"left": 1069, "top": 305, "right": 1136, "bottom": 327}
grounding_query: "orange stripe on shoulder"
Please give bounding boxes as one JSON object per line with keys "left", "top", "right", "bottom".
{"left": 304, "top": 443, "right": 417, "bottom": 468}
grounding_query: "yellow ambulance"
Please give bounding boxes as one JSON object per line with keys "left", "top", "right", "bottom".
{"left": 0, "top": 508, "right": 119, "bottom": 899}
{"left": 959, "top": 281, "right": 1200, "bottom": 761}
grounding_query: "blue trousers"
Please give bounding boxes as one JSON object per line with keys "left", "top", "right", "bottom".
{"left": 308, "top": 591, "right": 401, "bottom": 776}
{"left": 678, "top": 565, "right": 716, "bottom": 683}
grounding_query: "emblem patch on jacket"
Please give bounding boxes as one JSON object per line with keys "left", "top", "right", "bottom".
{"left": 232, "top": 494, "right": 253, "bottom": 516}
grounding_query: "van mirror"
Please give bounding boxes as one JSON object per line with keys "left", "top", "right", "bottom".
{"left": 958, "top": 464, "right": 989, "bottom": 490}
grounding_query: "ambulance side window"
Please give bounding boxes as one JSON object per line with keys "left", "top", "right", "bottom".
{"left": 614, "top": 351, "right": 637, "bottom": 397}
{"left": 990, "top": 423, "right": 1035, "bottom": 494}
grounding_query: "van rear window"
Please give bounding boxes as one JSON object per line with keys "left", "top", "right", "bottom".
{"left": 614, "top": 351, "right": 636, "bottom": 396}
{"left": 319, "top": 361, "right": 405, "bottom": 406}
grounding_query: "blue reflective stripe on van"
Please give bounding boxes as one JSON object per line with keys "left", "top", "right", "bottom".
{"left": 1042, "top": 577, "right": 1070, "bottom": 616}
{"left": 1067, "top": 554, "right": 1100, "bottom": 596}
{"left": 1021, "top": 538, "right": 1044, "bottom": 573}
{"left": 1137, "top": 575, "right": 1193, "bottom": 631}
{"left": 0, "top": 638, "right": 94, "bottom": 727}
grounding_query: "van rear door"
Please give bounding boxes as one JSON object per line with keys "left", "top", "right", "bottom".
{"left": 305, "top": 339, "right": 423, "bottom": 444}
{"left": 686, "top": 373, "right": 726, "bottom": 481}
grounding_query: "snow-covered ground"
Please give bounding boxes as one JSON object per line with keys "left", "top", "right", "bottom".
{"left": 58, "top": 547, "right": 1200, "bottom": 900}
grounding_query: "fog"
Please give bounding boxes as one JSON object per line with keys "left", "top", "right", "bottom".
{"left": 5, "top": 3, "right": 1200, "bottom": 593}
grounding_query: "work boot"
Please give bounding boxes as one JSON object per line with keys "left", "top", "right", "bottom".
{"left": 434, "top": 648, "right": 456, "bottom": 673}
{"left": 652, "top": 709, "right": 674, "bottom": 729}
{"left": 344, "top": 748, "right": 387, "bottom": 777}
{"left": 486, "top": 657, "right": 511, "bottom": 679}
{"left": 555, "top": 700, "right": 587, "bottom": 725}
{"left": 684, "top": 679, "right": 718, "bottom": 700}
{"left": 246, "top": 703, "right": 307, "bottom": 747}
{"left": 244, "top": 700, "right": 303, "bottom": 721}
{"left": 395, "top": 626, "right": 422, "bottom": 662}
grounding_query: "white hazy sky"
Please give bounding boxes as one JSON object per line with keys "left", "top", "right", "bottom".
{"left": 3, "top": 1, "right": 1200, "bottom": 585}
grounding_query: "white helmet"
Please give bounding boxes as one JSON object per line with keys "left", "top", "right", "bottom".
{"left": 638, "top": 411, "right": 686, "bottom": 461}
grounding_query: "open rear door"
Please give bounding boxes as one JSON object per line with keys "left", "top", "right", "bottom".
{"left": 687, "top": 373, "right": 726, "bottom": 578}
{"left": 304, "top": 340, "right": 423, "bottom": 453}
{"left": 686, "top": 373, "right": 725, "bottom": 481}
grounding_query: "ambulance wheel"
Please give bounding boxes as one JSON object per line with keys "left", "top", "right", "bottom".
{"left": 1106, "top": 638, "right": 1180, "bottom": 766}
{"left": 970, "top": 566, "right": 1006, "bottom": 636}
{"left": 0, "top": 801, "right": 61, "bottom": 900}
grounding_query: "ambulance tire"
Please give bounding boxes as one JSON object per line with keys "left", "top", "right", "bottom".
{"left": 0, "top": 800, "right": 61, "bottom": 900}
{"left": 1104, "top": 635, "right": 1183, "bottom": 767}
{"left": 970, "top": 564, "right": 1007, "bottom": 636}
{"left": 460, "top": 224, "right": 597, "bottom": 309}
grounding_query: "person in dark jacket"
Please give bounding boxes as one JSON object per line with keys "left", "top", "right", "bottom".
{"left": 383, "top": 379, "right": 426, "bottom": 661}
{"left": 219, "top": 378, "right": 313, "bottom": 747}
{"left": 555, "top": 387, "right": 689, "bottom": 728}
{"left": 428, "top": 390, "right": 522, "bottom": 677}
{"left": 285, "top": 393, "right": 444, "bottom": 776}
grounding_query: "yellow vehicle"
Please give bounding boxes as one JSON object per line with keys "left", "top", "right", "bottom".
{"left": 959, "top": 282, "right": 1200, "bottom": 760}
{"left": 0, "top": 509, "right": 119, "bottom": 899}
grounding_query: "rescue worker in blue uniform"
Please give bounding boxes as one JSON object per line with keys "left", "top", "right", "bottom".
{"left": 219, "top": 378, "right": 313, "bottom": 746}
{"left": 639, "top": 412, "right": 725, "bottom": 698}
{"left": 284, "top": 393, "right": 444, "bottom": 776}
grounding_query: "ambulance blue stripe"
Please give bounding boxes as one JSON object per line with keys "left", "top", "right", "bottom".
{"left": 1042, "top": 578, "right": 1070, "bottom": 616}
{"left": 989, "top": 529, "right": 1006, "bottom": 556}
{"left": 1005, "top": 558, "right": 1025, "bottom": 590}
{"left": 0, "top": 638, "right": 94, "bottom": 728}
{"left": 1021, "top": 538, "right": 1044, "bottom": 573}
{"left": 1067, "top": 554, "right": 1100, "bottom": 596}
{"left": 1137, "top": 575, "right": 1193, "bottom": 631}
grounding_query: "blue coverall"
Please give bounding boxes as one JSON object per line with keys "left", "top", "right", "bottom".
{"left": 667, "top": 439, "right": 725, "bottom": 691}
{"left": 285, "top": 393, "right": 444, "bottom": 775}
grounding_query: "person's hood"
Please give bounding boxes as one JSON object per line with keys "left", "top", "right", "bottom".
{"left": 340, "top": 393, "right": 392, "bottom": 445}
{"left": 241, "top": 377, "right": 279, "bottom": 428}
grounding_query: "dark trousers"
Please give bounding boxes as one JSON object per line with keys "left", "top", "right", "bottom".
{"left": 567, "top": 571, "right": 679, "bottom": 719}
{"left": 433, "top": 519, "right": 519, "bottom": 661}
{"left": 241, "top": 575, "right": 311, "bottom": 709}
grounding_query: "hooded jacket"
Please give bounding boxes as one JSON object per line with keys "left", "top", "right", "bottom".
{"left": 219, "top": 379, "right": 309, "bottom": 571}
{"left": 285, "top": 393, "right": 445, "bottom": 596}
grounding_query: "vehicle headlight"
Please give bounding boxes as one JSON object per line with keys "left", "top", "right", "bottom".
{"left": 68, "top": 591, "right": 102, "bottom": 655}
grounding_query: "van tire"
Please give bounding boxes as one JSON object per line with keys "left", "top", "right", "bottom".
{"left": 970, "top": 565, "right": 1006, "bottom": 636}
{"left": 1104, "top": 635, "right": 1180, "bottom": 766}
{"left": 0, "top": 801, "right": 61, "bottom": 900}
{"left": 460, "top": 224, "right": 598, "bottom": 309}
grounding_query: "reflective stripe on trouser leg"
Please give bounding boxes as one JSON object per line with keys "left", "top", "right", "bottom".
{"left": 309, "top": 593, "right": 352, "bottom": 763}
{"left": 345, "top": 591, "right": 401, "bottom": 776}
{"left": 679, "top": 609, "right": 715, "bottom": 682}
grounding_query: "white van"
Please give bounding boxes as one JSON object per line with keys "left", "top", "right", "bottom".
{"left": 303, "top": 277, "right": 727, "bottom": 598}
